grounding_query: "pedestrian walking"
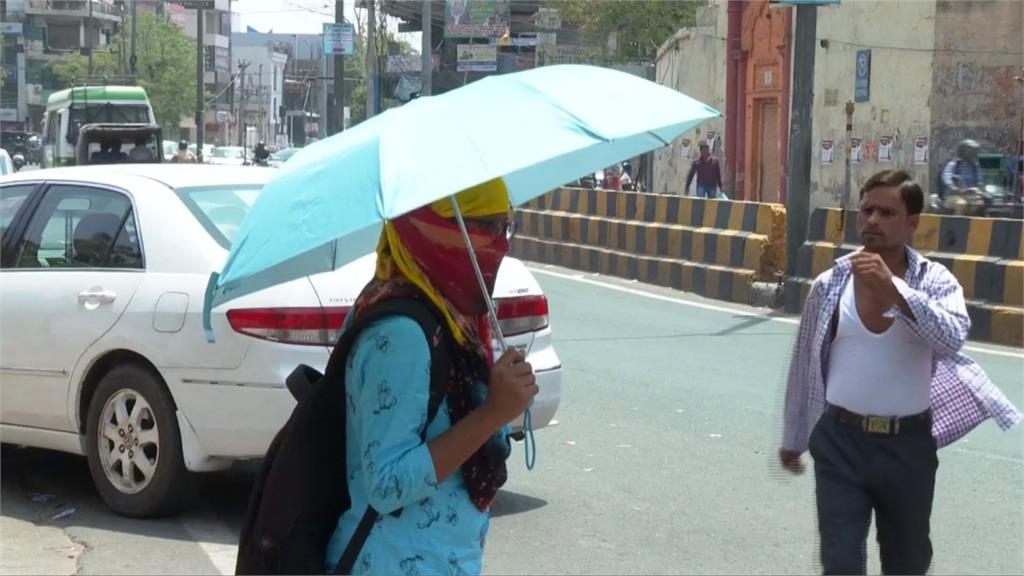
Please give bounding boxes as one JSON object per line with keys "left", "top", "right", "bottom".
{"left": 684, "top": 141, "right": 722, "bottom": 198}
{"left": 779, "top": 169, "right": 1021, "bottom": 575}
{"left": 324, "top": 178, "right": 537, "bottom": 574}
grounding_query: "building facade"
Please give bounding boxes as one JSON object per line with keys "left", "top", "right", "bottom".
{"left": 3, "top": 0, "right": 125, "bottom": 131}
{"left": 178, "top": 0, "right": 233, "bottom": 144}
{"left": 231, "top": 40, "right": 287, "bottom": 148}
{"left": 654, "top": 0, "right": 1024, "bottom": 208}
{"left": 233, "top": 32, "right": 328, "bottom": 148}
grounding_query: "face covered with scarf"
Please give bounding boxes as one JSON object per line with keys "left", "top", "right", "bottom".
{"left": 360, "top": 177, "right": 513, "bottom": 357}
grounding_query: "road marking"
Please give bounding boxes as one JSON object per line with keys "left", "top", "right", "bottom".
{"left": 181, "top": 513, "right": 237, "bottom": 576}
{"left": 529, "top": 266, "right": 1024, "bottom": 360}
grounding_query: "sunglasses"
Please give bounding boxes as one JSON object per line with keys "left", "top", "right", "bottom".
{"left": 458, "top": 215, "right": 518, "bottom": 240}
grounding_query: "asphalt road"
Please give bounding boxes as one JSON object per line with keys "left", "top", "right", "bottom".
{"left": 2, "top": 264, "right": 1022, "bottom": 575}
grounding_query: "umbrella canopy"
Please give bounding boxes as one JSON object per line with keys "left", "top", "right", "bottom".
{"left": 204, "top": 64, "right": 720, "bottom": 337}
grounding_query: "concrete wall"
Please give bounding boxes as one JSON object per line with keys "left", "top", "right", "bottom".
{"left": 929, "top": 0, "right": 1024, "bottom": 193}
{"left": 811, "top": 0, "right": 937, "bottom": 209}
{"left": 652, "top": 0, "right": 728, "bottom": 196}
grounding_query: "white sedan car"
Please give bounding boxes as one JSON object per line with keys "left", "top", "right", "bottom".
{"left": 0, "top": 165, "right": 561, "bottom": 517}
{"left": 206, "top": 146, "right": 250, "bottom": 166}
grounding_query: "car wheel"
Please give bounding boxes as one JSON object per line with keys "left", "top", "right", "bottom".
{"left": 85, "top": 364, "right": 195, "bottom": 517}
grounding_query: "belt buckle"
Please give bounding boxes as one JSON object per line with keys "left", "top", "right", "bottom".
{"left": 865, "top": 416, "right": 892, "bottom": 434}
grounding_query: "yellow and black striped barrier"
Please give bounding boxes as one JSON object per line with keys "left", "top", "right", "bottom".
{"left": 785, "top": 208, "right": 1023, "bottom": 347}
{"left": 512, "top": 188, "right": 787, "bottom": 305}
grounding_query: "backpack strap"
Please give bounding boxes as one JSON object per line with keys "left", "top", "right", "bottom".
{"left": 333, "top": 298, "right": 451, "bottom": 575}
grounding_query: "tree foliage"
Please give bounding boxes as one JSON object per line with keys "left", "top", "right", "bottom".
{"left": 50, "top": 12, "right": 200, "bottom": 131}
{"left": 550, "top": 0, "right": 701, "bottom": 64}
{"left": 346, "top": 3, "right": 417, "bottom": 126}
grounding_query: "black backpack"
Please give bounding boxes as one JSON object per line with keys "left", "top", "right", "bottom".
{"left": 235, "top": 298, "right": 451, "bottom": 575}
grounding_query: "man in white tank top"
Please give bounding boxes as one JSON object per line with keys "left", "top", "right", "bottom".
{"left": 778, "top": 169, "right": 1022, "bottom": 575}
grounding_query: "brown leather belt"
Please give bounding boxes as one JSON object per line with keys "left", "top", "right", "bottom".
{"left": 824, "top": 403, "right": 931, "bottom": 436}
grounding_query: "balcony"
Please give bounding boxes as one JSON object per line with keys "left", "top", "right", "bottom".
{"left": 25, "top": 0, "right": 123, "bottom": 23}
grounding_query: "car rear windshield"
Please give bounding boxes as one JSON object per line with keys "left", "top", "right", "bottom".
{"left": 68, "top": 104, "right": 151, "bottom": 142}
{"left": 175, "top": 186, "right": 262, "bottom": 249}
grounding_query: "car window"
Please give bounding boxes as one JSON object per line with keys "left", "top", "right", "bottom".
{"left": 15, "top": 185, "right": 143, "bottom": 270}
{"left": 1, "top": 185, "right": 34, "bottom": 239}
{"left": 176, "top": 186, "right": 262, "bottom": 248}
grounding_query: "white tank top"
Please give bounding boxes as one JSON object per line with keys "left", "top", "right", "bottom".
{"left": 825, "top": 278, "right": 933, "bottom": 417}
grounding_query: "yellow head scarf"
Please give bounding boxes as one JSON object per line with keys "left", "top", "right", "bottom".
{"left": 375, "top": 178, "right": 511, "bottom": 346}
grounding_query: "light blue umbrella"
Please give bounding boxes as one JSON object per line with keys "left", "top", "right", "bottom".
{"left": 204, "top": 64, "right": 720, "bottom": 337}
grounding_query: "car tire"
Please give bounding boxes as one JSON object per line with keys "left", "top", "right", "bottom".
{"left": 85, "top": 363, "right": 196, "bottom": 517}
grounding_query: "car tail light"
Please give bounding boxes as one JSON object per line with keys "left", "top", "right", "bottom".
{"left": 495, "top": 295, "right": 549, "bottom": 337}
{"left": 226, "top": 307, "right": 349, "bottom": 346}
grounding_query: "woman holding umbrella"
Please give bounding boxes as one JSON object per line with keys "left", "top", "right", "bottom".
{"left": 324, "top": 178, "right": 538, "bottom": 575}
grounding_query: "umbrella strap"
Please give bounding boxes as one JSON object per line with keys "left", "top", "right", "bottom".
{"left": 523, "top": 408, "right": 536, "bottom": 471}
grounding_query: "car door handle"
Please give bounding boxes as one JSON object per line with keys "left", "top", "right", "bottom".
{"left": 78, "top": 290, "right": 117, "bottom": 305}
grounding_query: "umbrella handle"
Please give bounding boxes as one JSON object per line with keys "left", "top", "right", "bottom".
{"left": 450, "top": 196, "right": 536, "bottom": 472}
{"left": 449, "top": 196, "right": 507, "bottom": 353}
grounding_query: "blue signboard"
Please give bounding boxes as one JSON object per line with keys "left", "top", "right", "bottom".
{"left": 855, "top": 49, "right": 871, "bottom": 102}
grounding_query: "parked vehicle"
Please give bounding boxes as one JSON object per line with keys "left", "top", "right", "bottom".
{"left": 1, "top": 131, "right": 42, "bottom": 165}
{"left": 162, "top": 140, "right": 179, "bottom": 162}
{"left": 267, "top": 147, "right": 300, "bottom": 168}
{"left": 206, "top": 146, "right": 249, "bottom": 166}
{"left": 0, "top": 165, "right": 561, "bottom": 517}
{"left": 41, "top": 86, "right": 157, "bottom": 168}
{"left": 0, "top": 149, "right": 14, "bottom": 176}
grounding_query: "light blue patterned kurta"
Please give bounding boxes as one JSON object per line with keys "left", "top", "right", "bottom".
{"left": 325, "top": 316, "right": 498, "bottom": 576}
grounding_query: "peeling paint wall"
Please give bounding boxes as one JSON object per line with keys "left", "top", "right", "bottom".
{"left": 930, "top": 0, "right": 1024, "bottom": 193}
{"left": 653, "top": 1, "right": 728, "bottom": 196}
{"left": 811, "top": 0, "right": 937, "bottom": 209}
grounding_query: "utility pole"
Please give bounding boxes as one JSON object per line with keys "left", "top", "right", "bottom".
{"left": 130, "top": 0, "right": 138, "bottom": 76}
{"left": 237, "top": 60, "right": 250, "bottom": 147}
{"left": 259, "top": 63, "right": 265, "bottom": 145}
{"left": 420, "top": 0, "right": 431, "bottom": 97}
{"left": 784, "top": 4, "right": 817, "bottom": 279}
{"left": 333, "top": 0, "right": 345, "bottom": 133}
{"left": 366, "top": 0, "right": 377, "bottom": 118}
{"left": 195, "top": 7, "right": 205, "bottom": 161}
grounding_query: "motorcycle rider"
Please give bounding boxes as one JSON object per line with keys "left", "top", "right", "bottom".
{"left": 170, "top": 140, "right": 196, "bottom": 163}
{"left": 941, "top": 139, "right": 982, "bottom": 198}
{"left": 253, "top": 141, "right": 271, "bottom": 166}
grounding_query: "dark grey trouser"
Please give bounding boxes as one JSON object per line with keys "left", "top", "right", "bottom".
{"left": 808, "top": 414, "right": 939, "bottom": 575}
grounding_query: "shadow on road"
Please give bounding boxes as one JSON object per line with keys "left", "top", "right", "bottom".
{"left": 0, "top": 444, "right": 253, "bottom": 545}
{"left": 489, "top": 490, "right": 547, "bottom": 518}
{"left": 3, "top": 445, "right": 548, "bottom": 539}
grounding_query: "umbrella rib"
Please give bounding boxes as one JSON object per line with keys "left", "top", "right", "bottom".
{"left": 647, "top": 130, "right": 672, "bottom": 148}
